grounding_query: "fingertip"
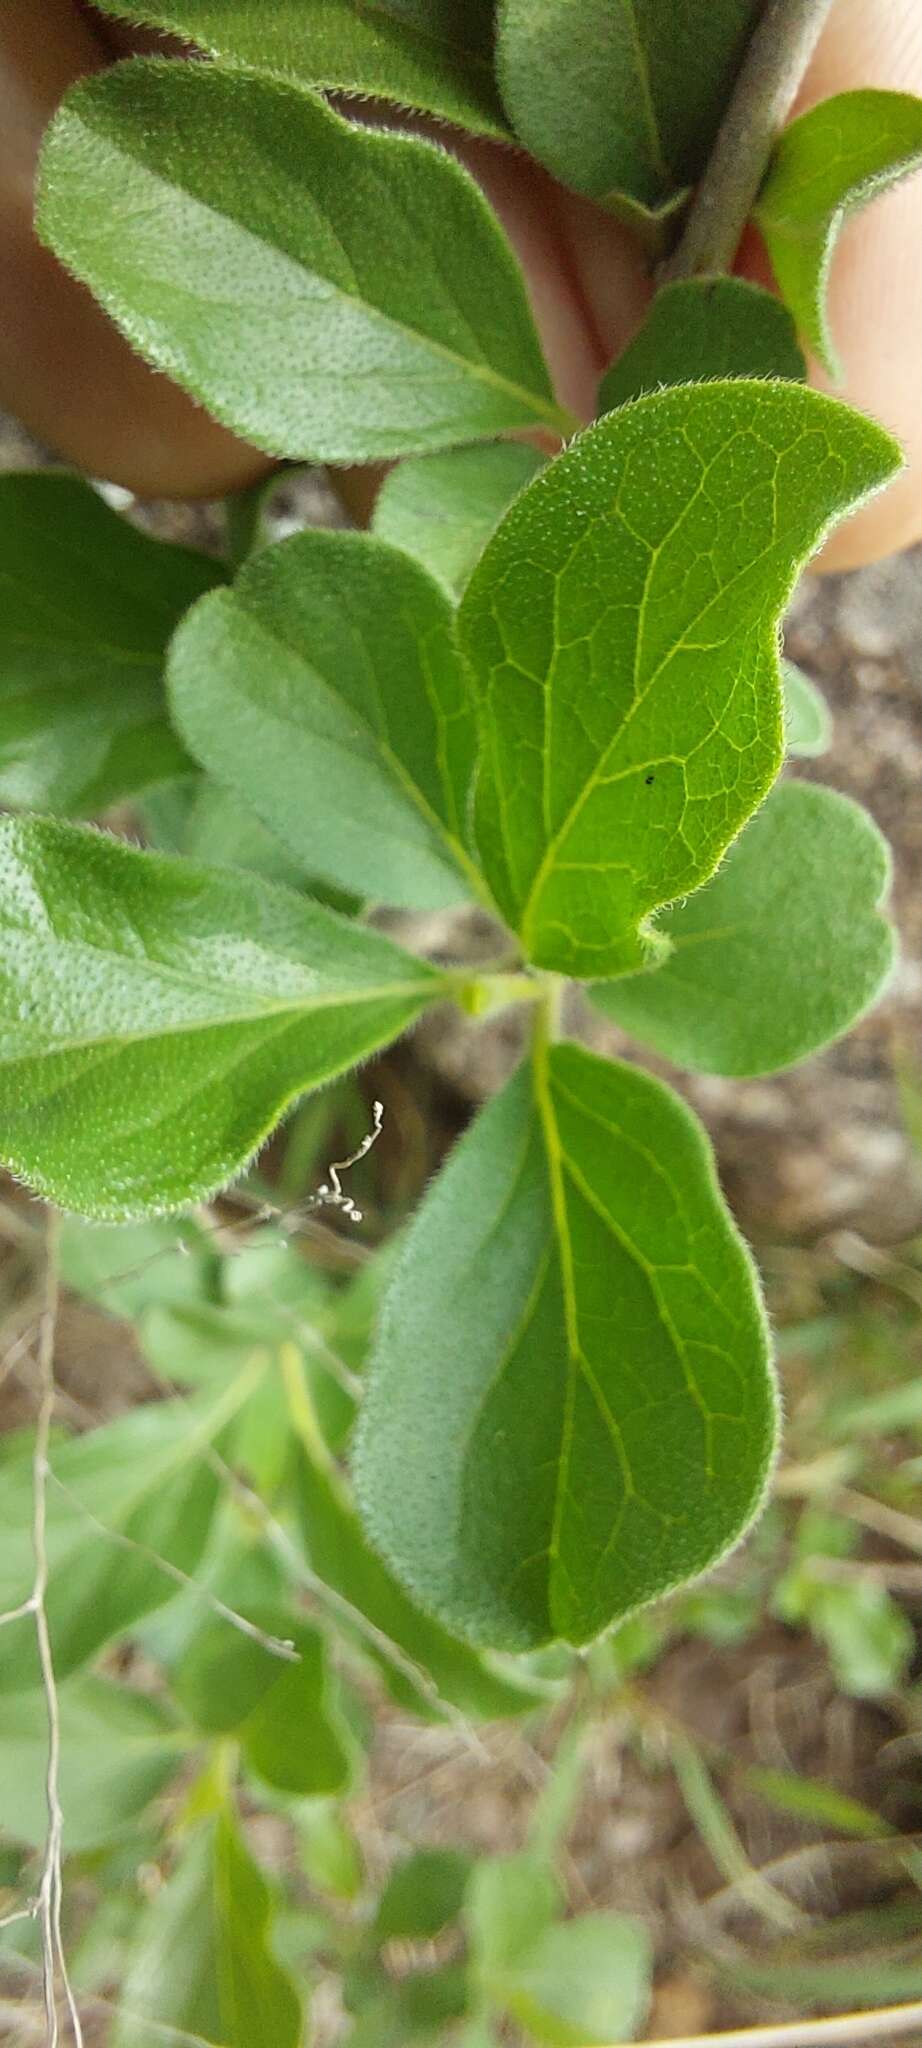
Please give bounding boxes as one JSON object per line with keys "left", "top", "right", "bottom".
{"left": 808, "top": 172, "right": 922, "bottom": 570}
{"left": 787, "top": 0, "right": 922, "bottom": 569}
{"left": 0, "top": 0, "right": 276, "bottom": 498}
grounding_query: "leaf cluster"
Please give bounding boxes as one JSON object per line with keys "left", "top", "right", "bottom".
{"left": 1, "top": 0, "right": 920, "bottom": 1721}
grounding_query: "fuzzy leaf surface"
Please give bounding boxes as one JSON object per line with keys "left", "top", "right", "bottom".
{"left": 112, "top": 1811, "right": 302, "bottom": 2048}
{"left": 598, "top": 278, "right": 804, "bottom": 415}
{"left": 293, "top": 1444, "right": 549, "bottom": 1719}
{"left": 755, "top": 90, "right": 922, "bottom": 375}
{"left": 458, "top": 382, "right": 899, "bottom": 978}
{"left": 373, "top": 441, "right": 547, "bottom": 593}
{"left": 0, "top": 818, "right": 443, "bottom": 1218}
{"left": 783, "top": 660, "right": 832, "bottom": 757}
{"left": 592, "top": 782, "right": 895, "bottom": 1076}
{"left": 0, "top": 473, "right": 219, "bottom": 815}
{"left": 37, "top": 61, "right": 561, "bottom": 464}
{"left": 354, "top": 1043, "right": 776, "bottom": 1650}
{"left": 496, "top": 0, "right": 759, "bottom": 207}
{"left": 169, "top": 530, "right": 484, "bottom": 909}
{"left": 93, "top": 0, "right": 507, "bottom": 138}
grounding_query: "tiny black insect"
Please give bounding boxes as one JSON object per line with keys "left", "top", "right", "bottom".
{"left": 645, "top": 773, "right": 655, "bottom": 785}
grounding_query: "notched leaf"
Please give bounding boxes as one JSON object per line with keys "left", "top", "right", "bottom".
{"left": 354, "top": 1045, "right": 777, "bottom": 1650}
{"left": 755, "top": 89, "right": 922, "bottom": 376}
{"left": 458, "top": 381, "right": 901, "bottom": 978}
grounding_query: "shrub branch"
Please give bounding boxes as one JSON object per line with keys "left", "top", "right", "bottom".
{"left": 662, "top": 0, "right": 837, "bottom": 280}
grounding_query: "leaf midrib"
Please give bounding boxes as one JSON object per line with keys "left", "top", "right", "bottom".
{"left": 0, "top": 968, "right": 438, "bottom": 1065}
{"left": 617, "top": 0, "right": 669, "bottom": 187}
{"left": 531, "top": 1034, "right": 636, "bottom": 1632}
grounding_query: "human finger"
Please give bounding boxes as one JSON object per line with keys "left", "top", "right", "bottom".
{"left": 0, "top": 0, "right": 274, "bottom": 496}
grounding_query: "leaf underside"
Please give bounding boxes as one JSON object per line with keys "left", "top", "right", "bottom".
{"left": 782, "top": 660, "right": 832, "bottom": 758}
{"left": 92, "top": 0, "right": 508, "bottom": 137}
{"left": 37, "top": 59, "right": 559, "bottom": 464}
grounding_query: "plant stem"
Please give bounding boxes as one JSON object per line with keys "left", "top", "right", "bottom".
{"left": 639, "top": 2000, "right": 922, "bottom": 2047}
{"left": 535, "top": 972, "right": 566, "bottom": 1049}
{"left": 661, "top": 0, "right": 836, "bottom": 281}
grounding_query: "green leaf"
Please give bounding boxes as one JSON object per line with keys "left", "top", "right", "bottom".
{"left": 493, "top": 1913, "right": 651, "bottom": 2047}
{"left": 112, "top": 1810, "right": 302, "bottom": 2048}
{"left": 783, "top": 659, "right": 833, "bottom": 757}
{"left": 143, "top": 777, "right": 362, "bottom": 921}
{"left": 92, "top": 0, "right": 508, "bottom": 139}
{"left": 467, "top": 1853, "right": 560, "bottom": 1976}
{"left": 345, "top": 1967, "right": 471, "bottom": 2046}
{"left": 496, "top": 0, "right": 760, "bottom": 208}
{"left": 598, "top": 278, "right": 805, "bottom": 415}
{"left": 527, "top": 1722, "right": 587, "bottom": 1862}
{"left": 175, "top": 1610, "right": 354, "bottom": 1796}
{"left": 299, "top": 1801, "right": 364, "bottom": 1900}
{"left": 744, "top": 1765, "right": 891, "bottom": 1840}
{"left": 805, "top": 1578, "right": 914, "bottom": 1700}
{"left": 669, "top": 1734, "right": 793, "bottom": 1929}
{"left": 0, "top": 473, "right": 219, "bottom": 816}
{"left": 373, "top": 1848, "right": 471, "bottom": 1944}
{"left": 354, "top": 1042, "right": 776, "bottom": 1650}
{"left": 136, "top": 1507, "right": 289, "bottom": 1672}
{"left": 458, "top": 382, "right": 900, "bottom": 978}
{"left": 59, "top": 1214, "right": 219, "bottom": 1319}
{"left": 720, "top": 1954, "right": 922, "bottom": 2012}
{"left": 37, "top": 61, "right": 564, "bottom": 465}
{"left": 591, "top": 782, "right": 895, "bottom": 1076}
{"left": 0, "top": 1675, "right": 185, "bottom": 1852}
{"left": 0, "top": 817, "right": 445, "bottom": 1218}
{"left": 373, "top": 442, "right": 547, "bottom": 594}
{"left": 754, "top": 90, "right": 922, "bottom": 376}
{"left": 144, "top": 776, "right": 319, "bottom": 891}
{"left": 293, "top": 1443, "right": 550, "bottom": 1719}
{"left": 140, "top": 1297, "right": 355, "bottom": 1467}
{"left": 0, "top": 1372, "right": 255, "bottom": 1692}
{"left": 168, "top": 531, "right": 485, "bottom": 911}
